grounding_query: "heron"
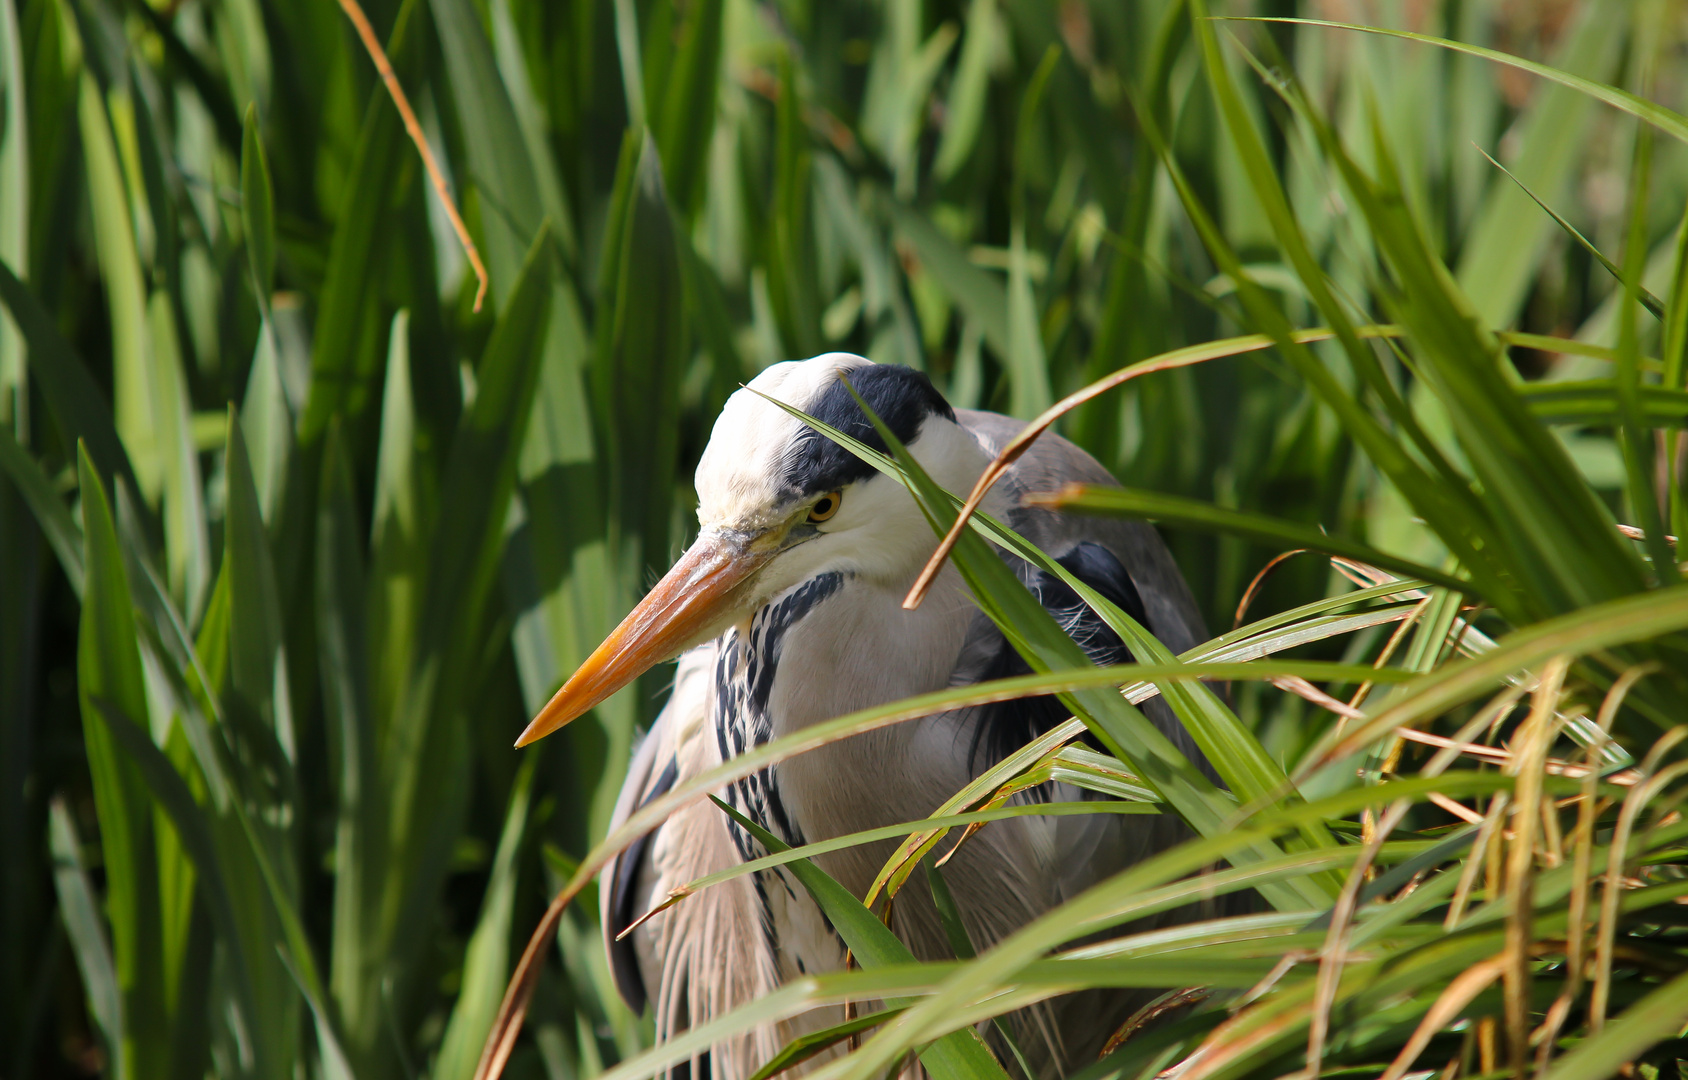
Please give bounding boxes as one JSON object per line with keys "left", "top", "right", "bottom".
{"left": 516, "top": 353, "right": 1220, "bottom": 1079}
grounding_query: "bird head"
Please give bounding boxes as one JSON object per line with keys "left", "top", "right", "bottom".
{"left": 514, "top": 353, "right": 986, "bottom": 746}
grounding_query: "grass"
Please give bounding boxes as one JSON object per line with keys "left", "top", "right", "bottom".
{"left": 1, "top": 0, "right": 1687, "bottom": 1079}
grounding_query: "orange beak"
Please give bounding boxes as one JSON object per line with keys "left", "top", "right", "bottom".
{"left": 514, "top": 531, "right": 774, "bottom": 747}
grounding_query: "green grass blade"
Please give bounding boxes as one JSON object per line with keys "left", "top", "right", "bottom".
{"left": 1614, "top": 127, "right": 1675, "bottom": 583}
{"left": 78, "top": 74, "right": 160, "bottom": 508}
{"left": 240, "top": 103, "right": 274, "bottom": 318}
{"left": 1034, "top": 485, "right": 1469, "bottom": 593}
{"left": 1663, "top": 206, "right": 1688, "bottom": 537}
{"left": 1664, "top": 206, "right": 1688, "bottom": 393}
{"left": 653, "top": 801, "right": 1163, "bottom": 915}
{"left": 767, "top": 51, "right": 820, "bottom": 358}
{"left": 890, "top": 203, "right": 1010, "bottom": 360}
{"left": 315, "top": 422, "right": 384, "bottom": 1065}
{"left": 147, "top": 291, "right": 210, "bottom": 623}
{"left": 714, "top": 796, "right": 1014, "bottom": 1080}
{"left": 0, "top": 0, "right": 23, "bottom": 432}
{"left": 223, "top": 406, "right": 294, "bottom": 757}
{"left": 590, "top": 133, "right": 687, "bottom": 582}
{"left": 0, "top": 427, "right": 83, "bottom": 594}
{"left": 749, "top": 1009, "right": 907, "bottom": 1080}
{"left": 428, "top": 0, "right": 544, "bottom": 303}
{"left": 1004, "top": 47, "right": 1058, "bottom": 419}
{"left": 75, "top": 444, "right": 168, "bottom": 1080}
{"left": 932, "top": 0, "right": 999, "bottom": 182}
{"left": 1519, "top": 381, "right": 1688, "bottom": 426}
{"left": 1474, "top": 144, "right": 1666, "bottom": 322}
{"left": 0, "top": 258, "right": 139, "bottom": 495}
{"left": 48, "top": 798, "right": 126, "bottom": 1080}
{"left": 300, "top": 0, "right": 425, "bottom": 444}
{"left": 434, "top": 756, "right": 537, "bottom": 1080}
{"left": 653, "top": 0, "right": 723, "bottom": 219}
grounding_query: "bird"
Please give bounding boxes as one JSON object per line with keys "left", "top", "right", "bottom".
{"left": 514, "top": 353, "right": 1220, "bottom": 1079}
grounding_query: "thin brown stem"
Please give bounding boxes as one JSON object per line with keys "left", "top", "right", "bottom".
{"left": 335, "top": 0, "right": 490, "bottom": 312}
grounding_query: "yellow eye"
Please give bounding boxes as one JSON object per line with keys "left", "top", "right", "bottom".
{"left": 807, "top": 491, "right": 843, "bottom": 523}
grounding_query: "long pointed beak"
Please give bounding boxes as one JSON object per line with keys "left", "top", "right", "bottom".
{"left": 515, "top": 532, "right": 772, "bottom": 747}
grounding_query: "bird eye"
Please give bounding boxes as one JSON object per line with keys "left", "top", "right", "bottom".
{"left": 807, "top": 491, "right": 843, "bottom": 523}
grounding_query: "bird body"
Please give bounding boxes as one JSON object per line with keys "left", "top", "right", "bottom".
{"left": 520, "top": 354, "right": 1217, "bottom": 1079}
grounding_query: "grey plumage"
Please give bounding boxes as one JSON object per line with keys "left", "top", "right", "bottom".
{"left": 595, "top": 377, "right": 1221, "bottom": 1080}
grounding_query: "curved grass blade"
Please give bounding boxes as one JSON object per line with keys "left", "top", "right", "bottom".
{"left": 1312, "top": 582, "right": 1688, "bottom": 771}
{"left": 1236, "top": 18, "right": 1688, "bottom": 147}
{"left": 1474, "top": 145, "right": 1665, "bottom": 321}
{"left": 627, "top": 801, "right": 1161, "bottom": 938}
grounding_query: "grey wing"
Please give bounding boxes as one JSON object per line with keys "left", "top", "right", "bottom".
{"left": 957, "top": 408, "right": 1208, "bottom": 655}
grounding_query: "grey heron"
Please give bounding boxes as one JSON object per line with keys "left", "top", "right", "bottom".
{"left": 517, "top": 353, "right": 1219, "bottom": 1078}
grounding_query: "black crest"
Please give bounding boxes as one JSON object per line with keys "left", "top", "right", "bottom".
{"left": 781, "top": 364, "right": 956, "bottom": 497}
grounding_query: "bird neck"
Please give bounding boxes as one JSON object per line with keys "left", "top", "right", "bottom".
{"left": 717, "top": 561, "right": 974, "bottom": 742}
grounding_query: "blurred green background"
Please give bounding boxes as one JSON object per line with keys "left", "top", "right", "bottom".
{"left": 2, "top": 0, "right": 1685, "bottom": 1077}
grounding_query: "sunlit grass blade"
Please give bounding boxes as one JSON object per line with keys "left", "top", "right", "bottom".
{"left": 630, "top": 800, "right": 1161, "bottom": 936}
{"left": 79, "top": 74, "right": 161, "bottom": 508}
